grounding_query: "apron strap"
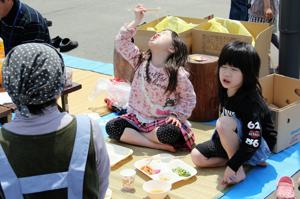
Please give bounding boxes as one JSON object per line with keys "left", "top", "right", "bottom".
{"left": 0, "top": 145, "right": 23, "bottom": 199}
{"left": 0, "top": 115, "right": 91, "bottom": 199}
{"left": 67, "top": 115, "right": 91, "bottom": 199}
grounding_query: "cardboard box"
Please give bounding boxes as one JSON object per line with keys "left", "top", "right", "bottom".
{"left": 134, "top": 16, "right": 207, "bottom": 52}
{"left": 113, "top": 48, "right": 134, "bottom": 83}
{"left": 260, "top": 74, "right": 300, "bottom": 153}
{"left": 134, "top": 17, "right": 272, "bottom": 77}
{"left": 192, "top": 21, "right": 272, "bottom": 77}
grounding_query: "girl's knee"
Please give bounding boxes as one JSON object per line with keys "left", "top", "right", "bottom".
{"left": 156, "top": 124, "right": 182, "bottom": 145}
{"left": 105, "top": 119, "right": 126, "bottom": 140}
{"left": 216, "top": 116, "right": 237, "bottom": 135}
{"left": 191, "top": 148, "right": 208, "bottom": 167}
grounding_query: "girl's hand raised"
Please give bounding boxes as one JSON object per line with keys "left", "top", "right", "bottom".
{"left": 166, "top": 115, "right": 182, "bottom": 128}
{"left": 133, "top": 4, "right": 146, "bottom": 26}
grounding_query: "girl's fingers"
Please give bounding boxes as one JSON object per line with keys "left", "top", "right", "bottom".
{"left": 174, "top": 119, "right": 180, "bottom": 127}
{"left": 178, "top": 122, "right": 182, "bottom": 128}
{"left": 136, "top": 4, "right": 143, "bottom": 8}
{"left": 134, "top": 5, "right": 145, "bottom": 13}
{"left": 166, "top": 118, "right": 172, "bottom": 123}
{"left": 173, "top": 120, "right": 181, "bottom": 128}
{"left": 174, "top": 120, "right": 178, "bottom": 126}
{"left": 166, "top": 118, "right": 181, "bottom": 128}
{"left": 171, "top": 119, "right": 177, "bottom": 126}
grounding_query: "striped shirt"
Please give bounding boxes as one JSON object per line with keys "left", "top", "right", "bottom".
{"left": 0, "top": 0, "right": 51, "bottom": 54}
{"left": 248, "top": 15, "right": 275, "bottom": 24}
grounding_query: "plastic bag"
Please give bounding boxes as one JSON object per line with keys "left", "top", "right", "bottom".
{"left": 147, "top": 16, "right": 198, "bottom": 33}
{"left": 207, "top": 19, "right": 229, "bottom": 33}
{"left": 89, "top": 78, "right": 131, "bottom": 109}
{"left": 214, "top": 18, "right": 252, "bottom": 37}
{"left": 205, "top": 17, "right": 254, "bottom": 45}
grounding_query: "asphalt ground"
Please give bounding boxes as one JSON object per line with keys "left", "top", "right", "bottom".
{"left": 23, "top": 0, "right": 234, "bottom": 63}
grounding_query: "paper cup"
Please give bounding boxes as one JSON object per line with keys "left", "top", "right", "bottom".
{"left": 120, "top": 169, "right": 136, "bottom": 191}
{"left": 65, "top": 67, "right": 73, "bottom": 87}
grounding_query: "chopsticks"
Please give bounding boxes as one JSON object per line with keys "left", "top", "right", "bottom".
{"left": 128, "top": 7, "right": 161, "bottom": 12}
{"left": 145, "top": 7, "right": 161, "bottom": 12}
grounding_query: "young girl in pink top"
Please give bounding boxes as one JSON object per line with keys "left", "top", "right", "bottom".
{"left": 106, "top": 4, "right": 196, "bottom": 152}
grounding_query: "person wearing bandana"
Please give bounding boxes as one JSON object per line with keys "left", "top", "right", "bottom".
{"left": 0, "top": 43, "right": 110, "bottom": 199}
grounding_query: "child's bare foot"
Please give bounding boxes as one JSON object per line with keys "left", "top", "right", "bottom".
{"left": 221, "top": 166, "right": 246, "bottom": 187}
{"left": 158, "top": 143, "right": 176, "bottom": 152}
{"left": 162, "top": 144, "right": 176, "bottom": 152}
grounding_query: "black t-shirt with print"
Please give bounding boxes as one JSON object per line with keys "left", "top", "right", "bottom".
{"left": 214, "top": 89, "right": 277, "bottom": 172}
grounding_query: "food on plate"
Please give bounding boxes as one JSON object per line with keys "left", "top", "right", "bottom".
{"left": 159, "top": 175, "right": 171, "bottom": 182}
{"left": 150, "top": 189, "right": 164, "bottom": 193}
{"left": 172, "top": 167, "right": 191, "bottom": 177}
{"left": 140, "top": 165, "right": 160, "bottom": 175}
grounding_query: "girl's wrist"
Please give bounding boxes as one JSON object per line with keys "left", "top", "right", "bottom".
{"left": 133, "top": 19, "right": 142, "bottom": 26}
{"left": 170, "top": 112, "right": 179, "bottom": 119}
{"left": 127, "top": 20, "right": 139, "bottom": 29}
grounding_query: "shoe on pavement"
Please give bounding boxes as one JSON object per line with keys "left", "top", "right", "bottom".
{"left": 59, "top": 38, "right": 78, "bottom": 53}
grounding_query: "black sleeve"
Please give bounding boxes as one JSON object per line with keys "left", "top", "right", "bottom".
{"left": 227, "top": 107, "right": 262, "bottom": 172}
{"left": 23, "top": 22, "right": 51, "bottom": 44}
{"left": 261, "top": 110, "right": 277, "bottom": 151}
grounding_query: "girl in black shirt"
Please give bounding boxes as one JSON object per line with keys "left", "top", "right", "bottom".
{"left": 191, "top": 41, "right": 277, "bottom": 186}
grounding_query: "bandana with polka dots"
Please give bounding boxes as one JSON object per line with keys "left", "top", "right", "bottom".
{"left": 2, "top": 43, "right": 65, "bottom": 117}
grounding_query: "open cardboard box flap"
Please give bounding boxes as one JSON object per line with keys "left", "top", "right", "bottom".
{"left": 192, "top": 20, "right": 272, "bottom": 77}
{"left": 260, "top": 74, "right": 300, "bottom": 110}
{"left": 260, "top": 74, "right": 300, "bottom": 153}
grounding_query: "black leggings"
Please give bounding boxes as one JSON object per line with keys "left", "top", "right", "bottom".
{"left": 105, "top": 117, "right": 185, "bottom": 146}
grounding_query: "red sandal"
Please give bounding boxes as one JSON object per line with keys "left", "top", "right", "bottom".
{"left": 276, "top": 176, "right": 295, "bottom": 199}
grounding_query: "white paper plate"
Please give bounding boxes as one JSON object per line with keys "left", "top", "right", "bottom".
{"left": 134, "top": 153, "right": 197, "bottom": 184}
{"left": 104, "top": 188, "right": 112, "bottom": 199}
{"left": 106, "top": 143, "right": 133, "bottom": 167}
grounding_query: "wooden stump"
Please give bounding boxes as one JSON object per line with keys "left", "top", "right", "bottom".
{"left": 188, "top": 54, "right": 219, "bottom": 122}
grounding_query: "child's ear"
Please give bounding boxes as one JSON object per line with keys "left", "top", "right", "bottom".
{"left": 168, "top": 46, "right": 175, "bottom": 53}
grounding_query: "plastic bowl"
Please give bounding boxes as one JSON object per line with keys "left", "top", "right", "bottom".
{"left": 143, "top": 180, "right": 171, "bottom": 199}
